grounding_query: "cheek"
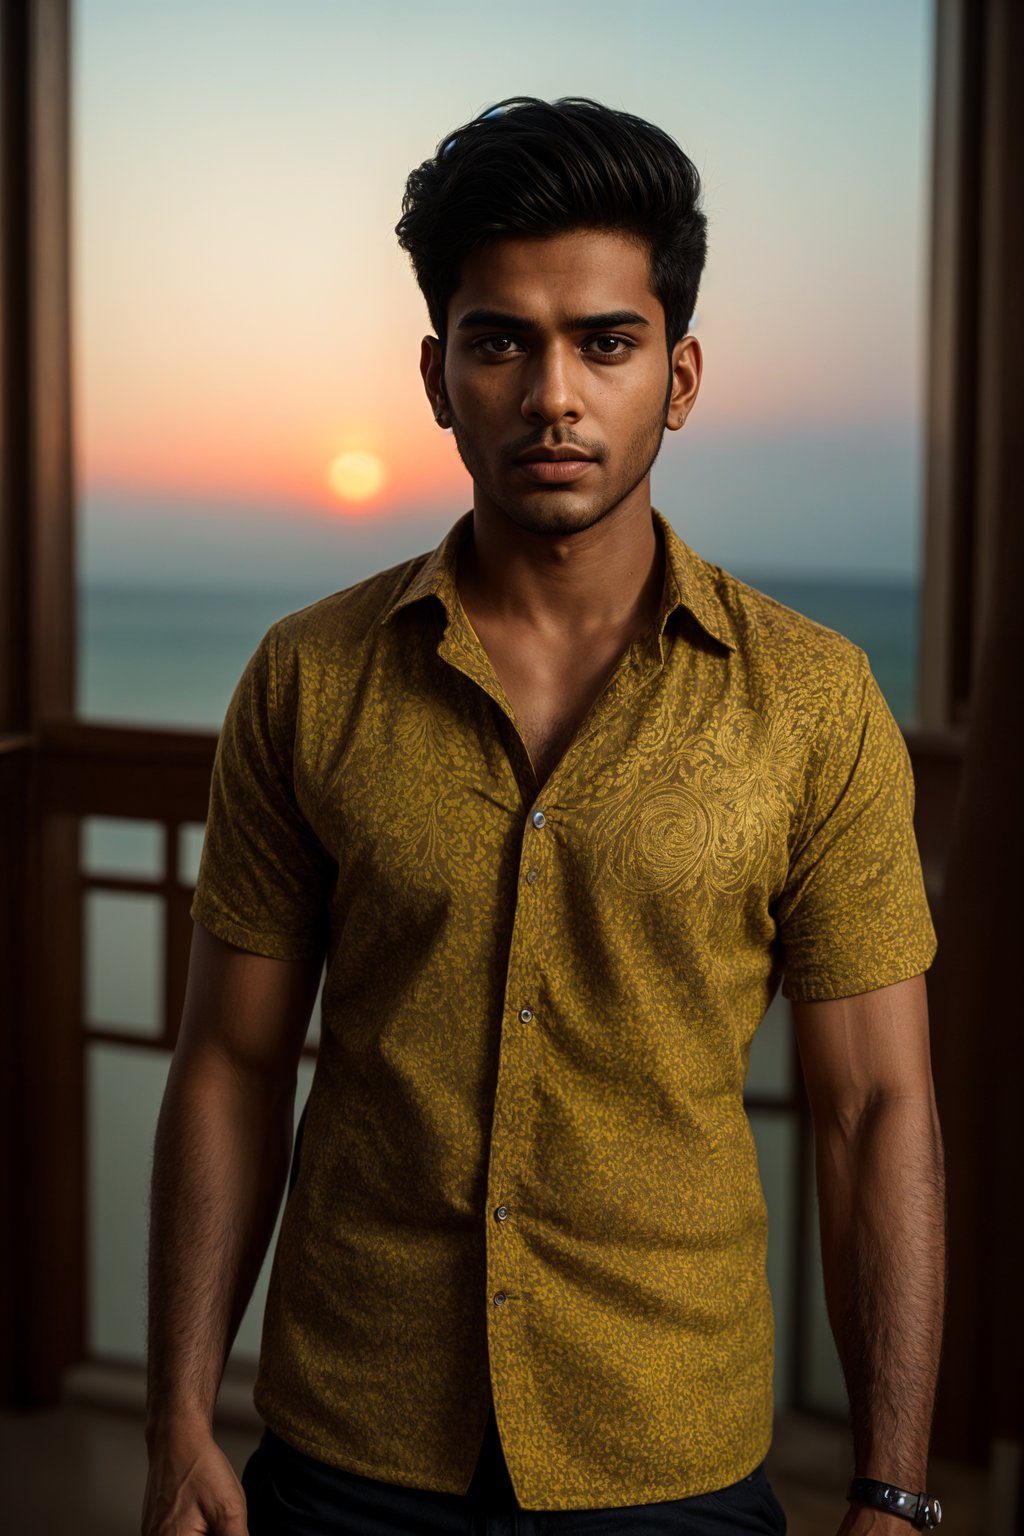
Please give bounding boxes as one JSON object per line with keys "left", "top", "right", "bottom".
{"left": 606, "top": 382, "right": 670, "bottom": 442}
{"left": 447, "top": 366, "right": 505, "bottom": 418}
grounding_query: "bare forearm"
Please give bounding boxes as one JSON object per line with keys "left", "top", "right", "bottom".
{"left": 145, "top": 1051, "right": 294, "bottom": 1441}
{"left": 816, "top": 1095, "right": 946, "bottom": 1487}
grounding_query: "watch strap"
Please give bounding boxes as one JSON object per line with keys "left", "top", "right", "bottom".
{"left": 848, "top": 1476, "right": 942, "bottom": 1528}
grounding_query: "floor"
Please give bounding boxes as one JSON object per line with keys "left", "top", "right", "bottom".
{"left": 0, "top": 1363, "right": 988, "bottom": 1534}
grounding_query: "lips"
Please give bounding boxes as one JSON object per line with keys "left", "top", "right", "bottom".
{"left": 516, "top": 458, "right": 596, "bottom": 484}
{"left": 513, "top": 447, "right": 597, "bottom": 485}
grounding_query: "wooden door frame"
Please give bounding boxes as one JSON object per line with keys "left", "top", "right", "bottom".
{"left": 0, "top": 0, "right": 80, "bottom": 1404}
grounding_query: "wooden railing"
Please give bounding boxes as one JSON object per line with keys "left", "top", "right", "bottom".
{"left": 4, "top": 716, "right": 964, "bottom": 1411}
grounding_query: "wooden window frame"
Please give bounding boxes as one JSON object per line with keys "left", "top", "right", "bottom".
{"left": 5, "top": 4, "right": 1019, "bottom": 1486}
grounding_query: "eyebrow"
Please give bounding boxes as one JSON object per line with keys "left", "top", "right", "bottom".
{"left": 455, "top": 308, "right": 651, "bottom": 333}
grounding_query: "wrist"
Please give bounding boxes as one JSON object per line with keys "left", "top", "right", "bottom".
{"left": 858, "top": 1453, "right": 927, "bottom": 1489}
{"left": 144, "top": 1403, "right": 214, "bottom": 1449}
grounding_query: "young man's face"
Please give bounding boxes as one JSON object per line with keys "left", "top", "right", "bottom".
{"left": 420, "top": 227, "right": 701, "bottom": 538}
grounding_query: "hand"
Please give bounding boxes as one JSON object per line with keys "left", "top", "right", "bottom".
{"left": 837, "top": 1504, "right": 921, "bottom": 1536}
{"left": 142, "top": 1420, "right": 250, "bottom": 1535}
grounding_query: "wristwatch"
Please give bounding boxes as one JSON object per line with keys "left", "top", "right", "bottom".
{"left": 848, "top": 1477, "right": 942, "bottom": 1528}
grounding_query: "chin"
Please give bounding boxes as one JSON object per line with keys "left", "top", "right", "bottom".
{"left": 502, "top": 496, "right": 615, "bottom": 537}
{"left": 512, "top": 503, "right": 607, "bottom": 540}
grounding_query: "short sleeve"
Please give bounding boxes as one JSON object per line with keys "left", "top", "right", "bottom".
{"left": 190, "top": 624, "right": 336, "bottom": 960}
{"left": 776, "top": 648, "right": 937, "bottom": 1002}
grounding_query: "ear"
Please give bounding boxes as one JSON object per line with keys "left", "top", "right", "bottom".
{"left": 420, "top": 336, "right": 451, "bottom": 428}
{"left": 665, "top": 333, "right": 702, "bottom": 431}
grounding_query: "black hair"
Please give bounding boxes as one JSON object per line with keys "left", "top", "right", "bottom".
{"left": 395, "top": 95, "right": 708, "bottom": 359}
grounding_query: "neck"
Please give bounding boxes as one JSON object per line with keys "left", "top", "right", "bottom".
{"left": 458, "top": 486, "right": 664, "bottom": 643}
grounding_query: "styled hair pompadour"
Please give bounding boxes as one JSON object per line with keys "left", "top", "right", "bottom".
{"left": 395, "top": 95, "right": 708, "bottom": 358}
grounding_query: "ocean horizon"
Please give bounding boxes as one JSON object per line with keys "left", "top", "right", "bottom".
{"left": 78, "top": 570, "right": 921, "bottom": 732}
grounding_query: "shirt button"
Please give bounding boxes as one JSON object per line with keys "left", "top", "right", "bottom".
{"left": 494, "top": 1291, "right": 507, "bottom": 1307}
{"left": 531, "top": 810, "right": 546, "bottom": 828}
{"left": 525, "top": 868, "right": 539, "bottom": 884}
{"left": 495, "top": 1206, "right": 509, "bottom": 1222}
{"left": 518, "top": 1007, "right": 533, "bottom": 1023}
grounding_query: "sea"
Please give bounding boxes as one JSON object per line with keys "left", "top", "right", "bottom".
{"left": 78, "top": 573, "right": 920, "bottom": 732}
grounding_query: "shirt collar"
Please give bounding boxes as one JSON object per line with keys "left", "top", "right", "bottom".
{"left": 379, "top": 510, "right": 472, "bottom": 630}
{"left": 650, "top": 508, "right": 735, "bottom": 655}
{"left": 379, "top": 507, "right": 734, "bottom": 655}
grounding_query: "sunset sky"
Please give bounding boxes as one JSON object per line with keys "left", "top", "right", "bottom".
{"left": 73, "top": 0, "right": 933, "bottom": 585}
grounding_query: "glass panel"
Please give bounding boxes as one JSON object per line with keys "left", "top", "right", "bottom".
{"left": 75, "top": 3, "right": 933, "bottom": 730}
{"left": 748, "top": 1110, "right": 797, "bottom": 1406}
{"left": 177, "top": 821, "right": 206, "bottom": 886}
{"left": 84, "top": 890, "right": 163, "bottom": 1035}
{"left": 88, "top": 1042, "right": 316, "bottom": 1364}
{"left": 81, "top": 815, "right": 163, "bottom": 880}
{"left": 746, "top": 988, "right": 792, "bottom": 1099}
{"left": 87, "top": 1043, "right": 167, "bottom": 1359}
{"left": 801, "top": 1132, "right": 848, "bottom": 1415}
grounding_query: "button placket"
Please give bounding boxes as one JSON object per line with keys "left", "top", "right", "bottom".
{"left": 485, "top": 803, "right": 551, "bottom": 1336}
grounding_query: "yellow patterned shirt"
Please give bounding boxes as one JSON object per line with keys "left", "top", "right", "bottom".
{"left": 190, "top": 506, "right": 937, "bottom": 1510}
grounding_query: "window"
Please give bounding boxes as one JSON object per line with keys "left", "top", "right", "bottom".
{"left": 71, "top": 0, "right": 934, "bottom": 1409}
{"left": 75, "top": 1, "right": 934, "bottom": 731}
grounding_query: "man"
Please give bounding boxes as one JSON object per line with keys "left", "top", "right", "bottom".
{"left": 143, "top": 97, "right": 945, "bottom": 1536}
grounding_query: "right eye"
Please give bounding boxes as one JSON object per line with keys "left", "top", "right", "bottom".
{"left": 475, "top": 336, "right": 523, "bottom": 356}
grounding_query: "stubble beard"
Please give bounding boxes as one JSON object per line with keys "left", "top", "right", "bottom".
{"left": 444, "top": 382, "right": 673, "bottom": 538}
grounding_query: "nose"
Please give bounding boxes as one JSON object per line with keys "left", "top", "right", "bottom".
{"left": 520, "top": 342, "right": 584, "bottom": 426}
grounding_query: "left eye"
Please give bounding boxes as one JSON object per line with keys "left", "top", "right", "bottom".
{"left": 474, "top": 334, "right": 633, "bottom": 358}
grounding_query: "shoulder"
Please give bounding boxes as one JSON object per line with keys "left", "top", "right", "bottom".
{"left": 235, "top": 551, "right": 435, "bottom": 753}
{"left": 708, "top": 560, "right": 868, "bottom": 708}
{"left": 262, "top": 549, "right": 434, "bottom": 675}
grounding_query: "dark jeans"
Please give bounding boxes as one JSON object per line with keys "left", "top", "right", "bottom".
{"left": 240, "top": 1402, "right": 787, "bottom": 1535}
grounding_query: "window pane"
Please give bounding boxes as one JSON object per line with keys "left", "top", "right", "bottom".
{"left": 84, "top": 890, "right": 163, "bottom": 1035}
{"left": 87, "top": 1042, "right": 316, "bottom": 1363}
{"left": 74, "top": 1, "right": 933, "bottom": 729}
{"left": 82, "top": 816, "right": 164, "bottom": 880}
{"left": 746, "top": 988, "right": 792, "bottom": 1100}
{"left": 177, "top": 821, "right": 206, "bottom": 886}
{"left": 87, "top": 1043, "right": 166, "bottom": 1359}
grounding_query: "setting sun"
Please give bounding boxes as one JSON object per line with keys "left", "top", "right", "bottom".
{"left": 328, "top": 450, "right": 386, "bottom": 503}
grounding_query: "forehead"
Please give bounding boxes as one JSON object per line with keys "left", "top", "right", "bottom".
{"left": 449, "top": 228, "right": 661, "bottom": 324}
